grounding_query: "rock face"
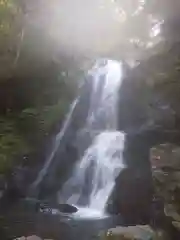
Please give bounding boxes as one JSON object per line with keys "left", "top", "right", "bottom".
{"left": 108, "top": 226, "right": 155, "bottom": 240}
{"left": 151, "top": 143, "right": 180, "bottom": 232}
{"left": 15, "top": 236, "right": 54, "bottom": 240}
{"left": 118, "top": 43, "right": 180, "bottom": 134}
{"left": 100, "top": 225, "right": 169, "bottom": 240}
{"left": 57, "top": 203, "right": 78, "bottom": 213}
{"left": 106, "top": 131, "right": 154, "bottom": 226}
{"left": 112, "top": 52, "right": 180, "bottom": 227}
{"left": 151, "top": 143, "right": 180, "bottom": 170}
{"left": 107, "top": 168, "right": 153, "bottom": 226}
{"left": 16, "top": 236, "right": 42, "bottom": 240}
{"left": 39, "top": 203, "right": 78, "bottom": 214}
{"left": 32, "top": 74, "right": 93, "bottom": 199}
{"left": 107, "top": 127, "right": 180, "bottom": 226}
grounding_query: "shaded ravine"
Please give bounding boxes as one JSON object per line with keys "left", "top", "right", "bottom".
{"left": 24, "top": 59, "right": 155, "bottom": 223}
{"left": 30, "top": 59, "right": 125, "bottom": 207}
{"left": 3, "top": 59, "right": 126, "bottom": 239}
{"left": 30, "top": 98, "right": 79, "bottom": 194}
{"left": 1, "top": 59, "right": 126, "bottom": 240}
{"left": 3, "top": 58, "right": 179, "bottom": 239}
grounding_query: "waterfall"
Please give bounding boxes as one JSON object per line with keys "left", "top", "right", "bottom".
{"left": 59, "top": 59, "right": 125, "bottom": 218}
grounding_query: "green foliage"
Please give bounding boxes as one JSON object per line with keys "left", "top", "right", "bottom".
{"left": 0, "top": 118, "right": 29, "bottom": 173}
{"left": 0, "top": 0, "right": 22, "bottom": 79}
{"left": 39, "top": 100, "right": 69, "bottom": 132}
{"left": 0, "top": 0, "right": 18, "bottom": 23}
{"left": 18, "top": 100, "right": 69, "bottom": 141}
{"left": 0, "top": 81, "right": 70, "bottom": 173}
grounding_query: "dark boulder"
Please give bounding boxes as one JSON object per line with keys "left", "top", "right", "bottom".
{"left": 57, "top": 203, "right": 78, "bottom": 213}
{"left": 107, "top": 168, "right": 153, "bottom": 226}
{"left": 107, "top": 128, "right": 180, "bottom": 226}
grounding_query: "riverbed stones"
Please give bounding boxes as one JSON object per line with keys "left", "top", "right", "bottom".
{"left": 15, "top": 236, "right": 53, "bottom": 240}
{"left": 15, "top": 237, "right": 41, "bottom": 240}
{"left": 100, "top": 225, "right": 159, "bottom": 240}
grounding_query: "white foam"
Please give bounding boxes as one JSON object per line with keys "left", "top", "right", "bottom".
{"left": 72, "top": 207, "right": 108, "bottom": 219}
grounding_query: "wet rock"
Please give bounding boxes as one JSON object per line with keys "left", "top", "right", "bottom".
{"left": 164, "top": 204, "right": 180, "bottom": 222}
{"left": 107, "top": 168, "right": 153, "bottom": 226}
{"left": 57, "top": 203, "right": 78, "bottom": 213}
{"left": 151, "top": 143, "right": 180, "bottom": 169}
{"left": 15, "top": 238, "right": 54, "bottom": 240}
{"left": 0, "top": 174, "right": 6, "bottom": 189}
{"left": 0, "top": 174, "right": 7, "bottom": 199}
{"left": 15, "top": 236, "right": 42, "bottom": 240}
{"left": 26, "top": 235, "right": 42, "bottom": 240}
{"left": 39, "top": 202, "right": 78, "bottom": 213}
{"left": 107, "top": 130, "right": 156, "bottom": 226}
{"left": 15, "top": 237, "right": 26, "bottom": 240}
{"left": 26, "top": 236, "right": 42, "bottom": 240}
{"left": 172, "top": 221, "right": 180, "bottom": 231}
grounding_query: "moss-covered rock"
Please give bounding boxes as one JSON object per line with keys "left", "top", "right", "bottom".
{"left": 0, "top": 117, "right": 30, "bottom": 174}
{"left": 151, "top": 144, "right": 180, "bottom": 232}
{"left": 100, "top": 226, "right": 165, "bottom": 240}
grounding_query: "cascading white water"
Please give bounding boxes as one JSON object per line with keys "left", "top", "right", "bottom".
{"left": 59, "top": 59, "right": 125, "bottom": 218}
{"left": 86, "top": 59, "right": 122, "bottom": 130}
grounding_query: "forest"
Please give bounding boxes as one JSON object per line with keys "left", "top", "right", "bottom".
{"left": 1, "top": 0, "right": 180, "bottom": 238}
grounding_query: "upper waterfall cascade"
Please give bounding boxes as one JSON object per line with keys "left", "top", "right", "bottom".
{"left": 58, "top": 59, "right": 125, "bottom": 218}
